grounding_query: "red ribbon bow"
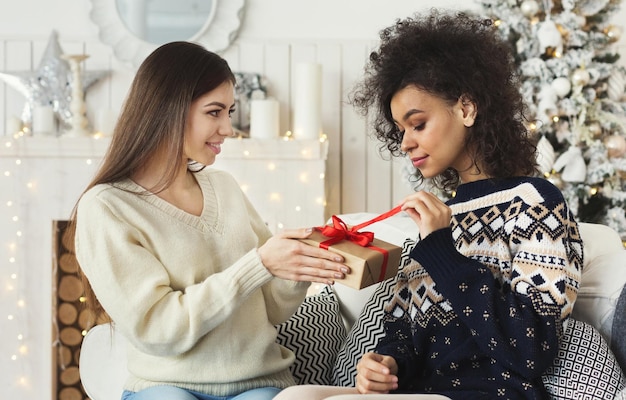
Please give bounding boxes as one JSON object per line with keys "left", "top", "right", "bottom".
{"left": 316, "top": 216, "right": 375, "bottom": 248}
{"left": 315, "top": 205, "right": 403, "bottom": 282}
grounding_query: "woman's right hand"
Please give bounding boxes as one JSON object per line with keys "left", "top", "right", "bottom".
{"left": 356, "top": 352, "right": 399, "bottom": 394}
{"left": 257, "top": 228, "right": 350, "bottom": 284}
{"left": 400, "top": 191, "right": 451, "bottom": 239}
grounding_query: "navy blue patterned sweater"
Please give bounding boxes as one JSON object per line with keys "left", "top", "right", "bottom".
{"left": 375, "top": 177, "right": 583, "bottom": 399}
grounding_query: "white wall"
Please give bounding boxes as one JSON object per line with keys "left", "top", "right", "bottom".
{"left": 1, "top": 1, "right": 626, "bottom": 400}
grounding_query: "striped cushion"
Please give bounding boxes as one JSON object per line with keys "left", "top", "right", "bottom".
{"left": 276, "top": 285, "right": 346, "bottom": 385}
{"left": 332, "top": 238, "right": 417, "bottom": 386}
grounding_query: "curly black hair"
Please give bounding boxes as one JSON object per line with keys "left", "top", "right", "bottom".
{"left": 350, "top": 9, "right": 537, "bottom": 190}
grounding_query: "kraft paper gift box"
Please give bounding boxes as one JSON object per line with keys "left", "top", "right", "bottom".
{"left": 300, "top": 219, "right": 402, "bottom": 290}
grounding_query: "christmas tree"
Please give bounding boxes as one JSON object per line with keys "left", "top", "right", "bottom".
{"left": 474, "top": 0, "right": 626, "bottom": 242}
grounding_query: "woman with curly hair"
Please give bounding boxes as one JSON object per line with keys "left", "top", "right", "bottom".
{"left": 275, "top": 8, "right": 582, "bottom": 400}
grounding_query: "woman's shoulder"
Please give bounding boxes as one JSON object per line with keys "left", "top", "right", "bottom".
{"left": 78, "top": 180, "right": 138, "bottom": 210}
{"left": 510, "top": 176, "right": 566, "bottom": 203}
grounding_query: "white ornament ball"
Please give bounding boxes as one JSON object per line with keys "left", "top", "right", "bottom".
{"left": 571, "top": 69, "right": 590, "bottom": 87}
{"left": 551, "top": 77, "right": 572, "bottom": 98}
{"left": 605, "top": 134, "right": 626, "bottom": 158}
{"left": 521, "top": 0, "right": 540, "bottom": 17}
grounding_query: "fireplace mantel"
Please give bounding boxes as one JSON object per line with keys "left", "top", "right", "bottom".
{"left": 1, "top": 136, "right": 328, "bottom": 159}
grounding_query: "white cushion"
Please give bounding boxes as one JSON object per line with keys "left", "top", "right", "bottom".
{"left": 571, "top": 251, "right": 626, "bottom": 347}
{"left": 577, "top": 222, "right": 623, "bottom": 262}
{"left": 79, "top": 323, "right": 127, "bottom": 400}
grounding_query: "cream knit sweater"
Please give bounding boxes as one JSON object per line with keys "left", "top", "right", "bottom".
{"left": 75, "top": 168, "right": 309, "bottom": 396}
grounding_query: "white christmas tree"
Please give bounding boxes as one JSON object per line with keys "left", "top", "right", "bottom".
{"left": 472, "top": 0, "right": 626, "bottom": 240}
{"left": 474, "top": 0, "right": 626, "bottom": 241}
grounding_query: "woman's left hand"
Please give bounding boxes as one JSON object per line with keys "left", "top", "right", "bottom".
{"left": 258, "top": 228, "right": 350, "bottom": 285}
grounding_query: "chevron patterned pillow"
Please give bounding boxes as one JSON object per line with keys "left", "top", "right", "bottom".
{"left": 332, "top": 238, "right": 418, "bottom": 387}
{"left": 276, "top": 285, "right": 347, "bottom": 385}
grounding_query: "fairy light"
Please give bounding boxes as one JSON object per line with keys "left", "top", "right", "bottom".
{"left": 1, "top": 135, "right": 108, "bottom": 398}
{"left": 2, "top": 137, "right": 29, "bottom": 397}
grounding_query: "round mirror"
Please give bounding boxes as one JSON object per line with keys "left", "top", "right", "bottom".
{"left": 115, "top": 0, "right": 215, "bottom": 45}
{"left": 89, "top": 0, "right": 245, "bottom": 68}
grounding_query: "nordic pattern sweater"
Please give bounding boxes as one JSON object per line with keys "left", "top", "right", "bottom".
{"left": 376, "top": 177, "right": 583, "bottom": 399}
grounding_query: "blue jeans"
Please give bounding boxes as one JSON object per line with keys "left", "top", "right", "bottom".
{"left": 122, "top": 386, "right": 282, "bottom": 400}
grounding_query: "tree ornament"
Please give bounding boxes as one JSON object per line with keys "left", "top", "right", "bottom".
{"left": 537, "top": 84, "right": 558, "bottom": 125}
{"left": 553, "top": 146, "right": 587, "bottom": 182}
{"left": 605, "top": 134, "right": 626, "bottom": 158}
{"left": 571, "top": 68, "right": 590, "bottom": 87}
{"left": 607, "top": 69, "right": 626, "bottom": 101}
{"left": 547, "top": 173, "right": 564, "bottom": 189}
{"left": 536, "top": 135, "right": 556, "bottom": 174}
{"left": 537, "top": 19, "right": 563, "bottom": 56}
{"left": 576, "top": 0, "right": 610, "bottom": 16}
{"left": 551, "top": 76, "right": 571, "bottom": 98}
{"left": 587, "top": 121, "right": 602, "bottom": 138}
{"left": 604, "top": 25, "right": 622, "bottom": 43}
{"left": 520, "top": 0, "right": 540, "bottom": 17}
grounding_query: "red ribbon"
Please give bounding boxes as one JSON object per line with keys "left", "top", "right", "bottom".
{"left": 315, "top": 205, "right": 403, "bottom": 282}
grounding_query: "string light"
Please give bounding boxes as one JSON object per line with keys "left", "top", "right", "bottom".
{"left": 1, "top": 135, "right": 106, "bottom": 397}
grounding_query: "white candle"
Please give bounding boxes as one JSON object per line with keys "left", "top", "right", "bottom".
{"left": 250, "top": 98, "right": 280, "bottom": 139}
{"left": 293, "top": 62, "right": 322, "bottom": 140}
{"left": 32, "top": 105, "right": 55, "bottom": 136}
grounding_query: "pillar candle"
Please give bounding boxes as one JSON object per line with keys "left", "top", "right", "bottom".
{"left": 250, "top": 98, "right": 280, "bottom": 139}
{"left": 32, "top": 105, "right": 55, "bottom": 136}
{"left": 293, "top": 62, "right": 322, "bottom": 140}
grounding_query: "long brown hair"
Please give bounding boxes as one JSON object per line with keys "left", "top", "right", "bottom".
{"left": 68, "top": 41, "right": 236, "bottom": 322}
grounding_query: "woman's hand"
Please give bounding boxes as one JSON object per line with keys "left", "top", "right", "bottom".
{"left": 400, "top": 191, "right": 451, "bottom": 238}
{"left": 257, "top": 228, "right": 350, "bottom": 284}
{"left": 356, "top": 352, "right": 399, "bottom": 394}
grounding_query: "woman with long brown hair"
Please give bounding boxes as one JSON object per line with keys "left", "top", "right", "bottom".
{"left": 69, "top": 41, "right": 349, "bottom": 400}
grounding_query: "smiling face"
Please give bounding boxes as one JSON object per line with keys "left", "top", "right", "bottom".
{"left": 392, "top": 85, "right": 484, "bottom": 183}
{"left": 183, "top": 81, "right": 236, "bottom": 166}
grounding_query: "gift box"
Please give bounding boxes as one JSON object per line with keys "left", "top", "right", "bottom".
{"left": 301, "top": 214, "right": 402, "bottom": 290}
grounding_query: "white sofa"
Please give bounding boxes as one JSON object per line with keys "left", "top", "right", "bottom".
{"left": 80, "top": 214, "right": 626, "bottom": 400}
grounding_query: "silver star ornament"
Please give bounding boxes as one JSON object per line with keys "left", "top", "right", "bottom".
{"left": 0, "top": 30, "right": 109, "bottom": 130}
